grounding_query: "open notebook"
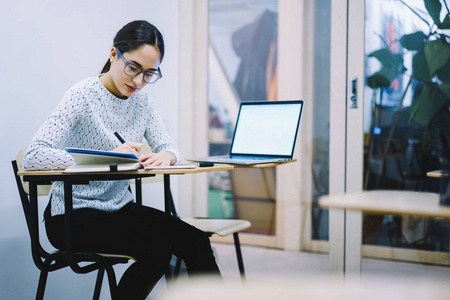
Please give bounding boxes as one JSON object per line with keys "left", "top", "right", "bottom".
{"left": 188, "top": 100, "right": 304, "bottom": 165}
{"left": 64, "top": 148, "right": 195, "bottom": 173}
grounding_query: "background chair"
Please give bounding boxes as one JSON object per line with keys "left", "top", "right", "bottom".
{"left": 13, "top": 146, "right": 135, "bottom": 300}
{"left": 156, "top": 177, "right": 250, "bottom": 280}
{"left": 178, "top": 217, "right": 251, "bottom": 280}
{"left": 136, "top": 141, "right": 251, "bottom": 280}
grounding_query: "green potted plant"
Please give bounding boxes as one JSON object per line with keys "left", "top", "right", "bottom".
{"left": 368, "top": 0, "right": 450, "bottom": 130}
{"left": 366, "top": 0, "right": 450, "bottom": 188}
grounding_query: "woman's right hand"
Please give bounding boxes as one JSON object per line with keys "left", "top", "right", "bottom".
{"left": 113, "top": 142, "right": 142, "bottom": 157}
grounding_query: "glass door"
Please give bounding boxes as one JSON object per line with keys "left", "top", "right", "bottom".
{"left": 328, "top": 0, "right": 450, "bottom": 266}
{"left": 362, "top": 0, "right": 450, "bottom": 262}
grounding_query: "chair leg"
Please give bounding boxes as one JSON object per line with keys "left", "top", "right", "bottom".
{"left": 36, "top": 270, "right": 48, "bottom": 300}
{"left": 233, "top": 232, "right": 246, "bottom": 281}
{"left": 165, "top": 263, "right": 173, "bottom": 281}
{"left": 93, "top": 268, "right": 105, "bottom": 300}
{"left": 104, "top": 265, "right": 118, "bottom": 300}
{"left": 174, "top": 257, "right": 182, "bottom": 277}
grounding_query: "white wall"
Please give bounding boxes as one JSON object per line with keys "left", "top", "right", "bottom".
{"left": 0, "top": 0, "right": 179, "bottom": 297}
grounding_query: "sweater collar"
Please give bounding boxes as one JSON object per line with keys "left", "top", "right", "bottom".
{"left": 95, "top": 75, "right": 132, "bottom": 112}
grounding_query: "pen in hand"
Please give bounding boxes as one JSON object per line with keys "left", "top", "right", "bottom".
{"left": 114, "top": 132, "right": 126, "bottom": 144}
{"left": 114, "top": 132, "right": 141, "bottom": 158}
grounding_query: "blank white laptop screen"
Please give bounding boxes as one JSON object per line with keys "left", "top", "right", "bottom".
{"left": 230, "top": 102, "right": 302, "bottom": 156}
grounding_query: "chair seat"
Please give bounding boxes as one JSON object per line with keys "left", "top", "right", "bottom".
{"left": 181, "top": 218, "right": 251, "bottom": 237}
{"left": 52, "top": 250, "right": 136, "bottom": 262}
{"left": 98, "top": 253, "right": 136, "bottom": 261}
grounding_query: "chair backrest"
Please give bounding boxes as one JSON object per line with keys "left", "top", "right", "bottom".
{"left": 12, "top": 159, "right": 51, "bottom": 267}
{"left": 13, "top": 146, "right": 52, "bottom": 240}
{"left": 12, "top": 159, "right": 33, "bottom": 236}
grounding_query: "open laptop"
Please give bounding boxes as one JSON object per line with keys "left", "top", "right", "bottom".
{"left": 187, "top": 100, "right": 304, "bottom": 165}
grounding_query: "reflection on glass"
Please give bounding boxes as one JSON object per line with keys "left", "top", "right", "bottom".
{"left": 208, "top": 0, "right": 278, "bottom": 235}
{"left": 311, "top": 0, "right": 331, "bottom": 241}
{"left": 364, "top": 0, "right": 450, "bottom": 251}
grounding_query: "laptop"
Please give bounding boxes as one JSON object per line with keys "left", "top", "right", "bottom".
{"left": 187, "top": 100, "right": 304, "bottom": 165}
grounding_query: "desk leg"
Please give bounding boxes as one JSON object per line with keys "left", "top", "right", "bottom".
{"left": 164, "top": 174, "right": 171, "bottom": 215}
{"left": 64, "top": 182, "right": 74, "bottom": 258}
{"left": 135, "top": 178, "right": 142, "bottom": 206}
{"left": 163, "top": 174, "right": 175, "bottom": 280}
{"left": 329, "top": 208, "right": 345, "bottom": 276}
{"left": 345, "top": 209, "right": 362, "bottom": 275}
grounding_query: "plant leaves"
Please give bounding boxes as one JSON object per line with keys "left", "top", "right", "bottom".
{"left": 431, "top": 110, "right": 450, "bottom": 134}
{"left": 439, "top": 15, "right": 450, "bottom": 29}
{"left": 425, "top": 40, "right": 450, "bottom": 76}
{"left": 430, "top": 88, "right": 450, "bottom": 133}
{"left": 436, "top": 56, "right": 450, "bottom": 83}
{"left": 368, "top": 48, "right": 403, "bottom": 68}
{"left": 367, "top": 47, "right": 405, "bottom": 88}
{"left": 441, "top": 83, "right": 450, "bottom": 98}
{"left": 412, "top": 50, "right": 431, "bottom": 81}
{"left": 410, "top": 84, "right": 450, "bottom": 126}
{"left": 410, "top": 85, "right": 432, "bottom": 125}
{"left": 424, "top": 0, "right": 442, "bottom": 25}
{"left": 367, "top": 67, "right": 398, "bottom": 88}
{"left": 400, "top": 31, "right": 427, "bottom": 50}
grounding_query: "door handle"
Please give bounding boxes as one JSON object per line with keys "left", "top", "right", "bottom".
{"left": 349, "top": 77, "right": 357, "bottom": 109}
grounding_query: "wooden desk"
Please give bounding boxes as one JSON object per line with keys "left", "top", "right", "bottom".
{"left": 319, "top": 190, "right": 446, "bottom": 277}
{"left": 19, "top": 164, "right": 233, "bottom": 214}
{"left": 18, "top": 164, "right": 233, "bottom": 177}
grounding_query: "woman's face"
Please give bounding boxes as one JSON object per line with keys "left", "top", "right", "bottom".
{"left": 107, "top": 44, "right": 161, "bottom": 98}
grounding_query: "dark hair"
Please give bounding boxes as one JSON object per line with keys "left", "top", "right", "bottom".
{"left": 101, "top": 20, "right": 165, "bottom": 73}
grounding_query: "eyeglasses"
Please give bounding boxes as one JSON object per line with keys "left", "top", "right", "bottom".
{"left": 115, "top": 48, "right": 162, "bottom": 84}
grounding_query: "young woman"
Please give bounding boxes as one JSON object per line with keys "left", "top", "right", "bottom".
{"left": 23, "top": 20, "right": 221, "bottom": 299}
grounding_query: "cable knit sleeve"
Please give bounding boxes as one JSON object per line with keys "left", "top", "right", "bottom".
{"left": 23, "top": 86, "right": 85, "bottom": 170}
{"left": 144, "top": 100, "right": 181, "bottom": 165}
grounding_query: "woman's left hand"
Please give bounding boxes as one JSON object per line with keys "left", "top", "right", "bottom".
{"left": 139, "top": 151, "right": 176, "bottom": 167}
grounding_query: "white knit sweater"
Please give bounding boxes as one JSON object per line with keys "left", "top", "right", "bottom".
{"left": 23, "top": 76, "right": 180, "bottom": 216}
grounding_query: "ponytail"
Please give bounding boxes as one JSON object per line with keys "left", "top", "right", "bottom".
{"left": 101, "top": 59, "right": 111, "bottom": 74}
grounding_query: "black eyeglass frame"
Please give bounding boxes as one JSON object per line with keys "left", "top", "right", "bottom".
{"left": 115, "top": 47, "right": 162, "bottom": 84}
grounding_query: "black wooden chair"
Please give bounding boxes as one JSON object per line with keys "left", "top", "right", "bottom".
{"left": 12, "top": 152, "right": 135, "bottom": 300}
{"left": 14, "top": 142, "right": 251, "bottom": 299}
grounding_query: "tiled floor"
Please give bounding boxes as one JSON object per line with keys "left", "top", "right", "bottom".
{"left": 214, "top": 242, "right": 449, "bottom": 281}
{"left": 150, "top": 242, "right": 450, "bottom": 299}
{"left": 2, "top": 234, "right": 448, "bottom": 299}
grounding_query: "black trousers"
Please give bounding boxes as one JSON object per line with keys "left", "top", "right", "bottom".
{"left": 45, "top": 202, "right": 221, "bottom": 299}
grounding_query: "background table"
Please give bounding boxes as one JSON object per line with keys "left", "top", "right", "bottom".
{"left": 319, "top": 190, "right": 446, "bottom": 276}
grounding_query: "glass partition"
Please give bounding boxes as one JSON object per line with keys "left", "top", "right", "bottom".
{"left": 310, "top": 0, "right": 332, "bottom": 242}
{"left": 363, "top": 0, "right": 450, "bottom": 252}
{"left": 208, "top": 0, "right": 278, "bottom": 235}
